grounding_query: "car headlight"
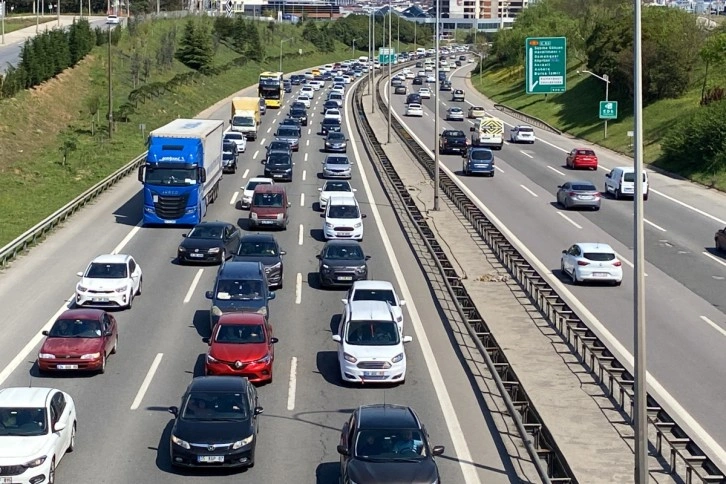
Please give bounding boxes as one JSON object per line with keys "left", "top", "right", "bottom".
{"left": 254, "top": 353, "right": 272, "bottom": 364}
{"left": 38, "top": 353, "right": 55, "bottom": 359}
{"left": 269, "top": 262, "right": 282, "bottom": 270}
{"left": 256, "top": 306, "right": 268, "bottom": 316}
{"left": 232, "top": 435, "right": 254, "bottom": 449}
{"left": 325, "top": 222, "right": 334, "bottom": 228}
{"left": 178, "top": 246, "right": 186, "bottom": 252}
{"left": 23, "top": 456, "right": 47, "bottom": 468}
{"left": 250, "top": 212, "right": 258, "bottom": 219}
{"left": 171, "top": 435, "right": 191, "bottom": 450}
{"left": 206, "top": 353, "right": 218, "bottom": 364}
{"left": 211, "top": 305, "right": 223, "bottom": 316}
{"left": 321, "top": 264, "right": 330, "bottom": 270}
{"left": 343, "top": 352, "right": 357, "bottom": 363}
{"left": 355, "top": 265, "right": 367, "bottom": 273}
{"left": 80, "top": 352, "right": 101, "bottom": 360}
{"left": 208, "top": 247, "right": 221, "bottom": 254}
{"left": 391, "top": 352, "right": 404, "bottom": 364}
{"left": 115, "top": 285, "right": 128, "bottom": 293}
{"left": 354, "top": 222, "right": 362, "bottom": 228}
{"left": 77, "top": 284, "right": 88, "bottom": 292}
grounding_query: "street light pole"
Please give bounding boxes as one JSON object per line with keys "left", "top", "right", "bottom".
{"left": 352, "top": 38, "right": 357, "bottom": 58}
{"left": 108, "top": 26, "right": 113, "bottom": 139}
{"left": 579, "top": 70, "right": 611, "bottom": 139}
{"left": 433, "top": 0, "right": 440, "bottom": 210}
{"left": 414, "top": 20, "right": 417, "bottom": 50}
{"left": 396, "top": 13, "right": 399, "bottom": 58}
{"left": 1, "top": 2, "right": 5, "bottom": 45}
{"left": 279, "top": 38, "right": 292, "bottom": 73}
{"left": 387, "top": 6, "right": 391, "bottom": 144}
{"left": 371, "top": 11, "right": 375, "bottom": 113}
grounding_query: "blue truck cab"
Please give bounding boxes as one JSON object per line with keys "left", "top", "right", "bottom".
{"left": 138, "top": 119, "right": 224, "bottom": 226}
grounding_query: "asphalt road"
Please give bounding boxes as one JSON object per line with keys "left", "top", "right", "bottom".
{"left": 0, "top": 72, "right": 522, "bottom": 482}
{"left": 383, "top": 63, "right": 726, "bottom": 462}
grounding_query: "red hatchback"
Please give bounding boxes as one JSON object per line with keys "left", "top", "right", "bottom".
{"left": 204, "top": 313, "right": 278, "bottom": 383}
{"left": 37, "top": 308, "right": 118, "bottom": 374}
{"left": 566, "top": 148, "right": 598, "bottom": 170}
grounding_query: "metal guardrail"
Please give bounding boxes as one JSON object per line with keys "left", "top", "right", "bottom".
{"left": 492, "top": 103, "right": 562, "bottom": 135}
{"left": 0, "top": 153, "right": 146, "bottom": 268}
{"left": 378, "top": 68, "right": 726, "bottom": 484}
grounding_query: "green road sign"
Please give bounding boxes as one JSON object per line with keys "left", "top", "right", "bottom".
{"left": 378, "top": 48, "right": 397, "bottom": 65}
{"left": 525, "top": 37, "right": 566, "bottom": 94}
{"left": 599, "top": 101, "right": 618, "bottom": 119}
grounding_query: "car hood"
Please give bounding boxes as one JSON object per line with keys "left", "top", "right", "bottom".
{"left": 173, "top": 418, "right": 253, "bottom": 445}
{"left": 214, "top": 298, "right": 267, "bottom": 314}
{"left": 324, "top": 164, "right": 351, "bottom": 171}
{"left": 79, "top": 277, "right": 129, "bottom": 291}
{"left": 0, "top": 435, "right": 51, "bottom": 461}
{"left": 322, "top": 258, "right": 366, "bottom": 268}
{"left": 265, "top": 163, "right": 293, "bottom": 172}
{"left": 41, "top": 337, "right": 103, "bottom": 356}
{"left": 209, "top": 342, "right": 268, "bottom": 363}
{"left": 320, "top": 190, "right": 351, "bottom": 199}
{"left": 348, "top": 457, "right": 437, "bottom": 483}
{"left": 232, "top": 255, "right": 281, "bottom": 267}
{"left": 180, "top": 238, "right": 224, "bottom": 251}
{"left": 251, "top": 207, "right": 285, "bottom": 217}
{"left": 445, "top": 137, "right": 467, "bottom": 144}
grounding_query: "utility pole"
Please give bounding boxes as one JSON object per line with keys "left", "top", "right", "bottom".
{"left": 1, "top": 2, "right": 5, "bottom": 45}
{"left": 387, "top": 8, "right": 391, "bottom": 144}
{"left": 108, "top": 26, "right": 114, "bottom": 139}
{"left": 433, "top": 0, "right": 440, "bottom": 210}
{"left": 36, "top": 0, "right": 39, "bottom": 33}
{"left": 371, "top": 11, "right": 375, "bottom": 113}
{"left": 57, "top": 0, "right": 60, "bottom": 27}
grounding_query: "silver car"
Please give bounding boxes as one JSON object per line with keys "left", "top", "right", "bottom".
{"left": 322, "top": 155, "right": 353, "bottom": 179}
{"left": 556, "top": 181, "right": 601, "bottom": 210}
{"left": 447, "top": 107, "right": 464, "bottom": 121}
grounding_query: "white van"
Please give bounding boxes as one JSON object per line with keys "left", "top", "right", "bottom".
{"left": 358, "top": 55, "right": 369, "bottom": 64}
{"left": 604, "top": 166, "right": 649, "bottom": 200}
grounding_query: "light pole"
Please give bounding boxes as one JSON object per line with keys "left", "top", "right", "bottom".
{"left": 433, "top": 0, "right": 440, "bottom": 210}
{"left": 57, "top": 0, "right": 60, "bottom": 26}
{"left": 108, "top": 26, "right": 113, "bottom": 138}
{"left": 578, "top": 70, "right": 611, "bottom": 138}
{"left": 352, "top": 38, "right": 357, "bottom": 58}
{"left": 387, "top": 6, "right": 391, "bottom": 144}
{"left": 36, "top": 0, "right": 39, "bottom": 33}
{"left": 396, "top": 12, "right": 399, "bottom": 58}
{"left": 279, "top": 37, "right": 292, "bottom": 73}
{"left": 371, "top": 10, "right": 375, "bottom": 113}
{"left": 1, "top": 1, "right": 5, "bottom": 45}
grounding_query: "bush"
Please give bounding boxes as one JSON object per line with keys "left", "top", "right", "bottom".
{"left": 661, "top": 101, "right": 726, "bottom": 173}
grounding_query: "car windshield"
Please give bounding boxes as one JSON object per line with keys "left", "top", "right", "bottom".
{"left": 181, "top": 392, "right": 249, "bottom": 421}
{"left": 86, "top": 262, "right": 127, "bottom": 278}
{"left": 215, "top": 279, "right": 264, "bottom": 300}
{"left": 323, "top": 119, "right": 341, "bottom": 126}
{"left": 277, "top": 128, "right": 299, "bottom": 137}
{"left": 345, "top": 320, "right": 400, "bottom": 346}
{"left": 323, "top": 244, "right": 364, "bottom": 260}
{"left": 291, "top": 102, "right": 305, "bottom": 110}
{"left": 326, "top": 157, "right": 349, "bottom": 165}
{"left": 327, "top": 133, "right": 345, "bottom": 141}
{"left": 328, "top": 205, "right": 359, "bottom": 219}
{"left": 48, "top": 318, "right": 103, "bottom": 338}
{"left": 144, "top": 166, "right": 198, "bottom": 186}
{"left": 352, "top": 289, "right": 397, "bottom": 306}
{"left": 252, "top": 192, "right": 283, "bottom": 207}
{"left": 245, "top": 181, "right": 270, "bottom": 192}
{"left": 571, "top": 184, "right": 597, "bottom": 191}
{"left": 224, "top": 133, "right": 243, "bottom": 141}
{"left": 444, "top": 130, "right": 464, "bottom": 137}
{"left": 237, "top": 240, "right": 278, "bottom": 256}
{"left": 518, "top": 127, "right": 534, "bottom": 133}
{"left": 268, "top": 142, "right": 289, "bottom": 152}
{"left": 324, "top": 181, "right": 352, "bottom": 192}
{"left": 187, "top": 225, "right": 224, "bottom": 240}
{"left": 231, "top": 116, "right": 254, "bottom": 127}
{"left": 354, "top": 429, "right": 426, "bottom": 459}
{"left": 267, "top": 154, "right": 291, "bottom": 166}
{"left": 214, "top": 324, "right": 266, "bottom": 344}
{"left": 0, "top": 407, "right": 48, "bottom": 436}
{"left": 583, "top": 252, "right": 616, "bottom": 261}
{"left": 223, "top": 143, "right": 235, "bottom": 154}
{"left": 470, "top": 150, "right": 493, "bottom": 161}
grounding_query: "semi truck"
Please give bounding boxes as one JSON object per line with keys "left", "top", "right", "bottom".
{"left": 138, "top": 118, "right": 224, "bottom": 226}
{"left": 230, "top": 97, "right": 261, "bottom": 140}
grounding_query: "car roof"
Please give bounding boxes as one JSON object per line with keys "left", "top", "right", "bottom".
{"left": 58, "top": 308, "right": 106, "bottom": 320}
{"left": 90, "top": 253, "right": 131, "bottom": 264}
{"left": 217, "top": 312, "right": 266, "bottom": 325}
{"left": 328, "top": 194, "right": 358, "bottom": 205}
{"left": 347, "top": 300, "right": 395, "bottom": 322}
{"left": 357, "top": 404, "right": 420, "bottom": 430}
{"left": 188, "top": 376, "right": 250, "bottom": 393}
{"left": 323, "top": 180, "right": 352, "bottom": 188}
{"left": 247, "top": 177, "right": 273, "bottom": 184}
{"left": 575, "top": 242, "right": 615, "bottom": 253}
{"left": 351, "top": 280, "right": 394, "bottom": 291}
{"left": 239, "top": 233, "right": 277, "bottom": 244}
{"left": 0, "top": 387, "right": 55, "bottom": 408}
{"left": 613, "top": 166, "right": 635, "bottom": 172}
{"left": 469, "top": 147, "right": 493, "bottom": 153}
{"left": 217, "top": 261, "right": 265, "bottom": 279}
{"left": 253, "top": 184, "right": 285, "bottom": 194}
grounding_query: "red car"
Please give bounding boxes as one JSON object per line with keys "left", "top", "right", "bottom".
{"left": 37, "top": 308, "right": 118, "bottom": 374}
{"left": 566, "top": 148, "right": 598, "bottom": 170}
{"left": 204, "top": 313, "right": 278, "bottom": 383}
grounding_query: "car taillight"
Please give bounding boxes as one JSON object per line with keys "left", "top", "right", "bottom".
{"left": 568, "top": 192, "right": 577, "bottom": 197}
{"left": 613, "top": 261, "right": 622, "bottom": 267}
{"left": 577, "top": 261, "right": 590, "bottom": 266}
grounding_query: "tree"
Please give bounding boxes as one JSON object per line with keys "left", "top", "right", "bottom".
{"left": 244, "top": 23, "right": 264, "bottom": 62}
{"left": 699, "top": 32, "right": 726, "bottom": 103}
{"left": 176, "top": 19, "right": 214, "bottom": 71}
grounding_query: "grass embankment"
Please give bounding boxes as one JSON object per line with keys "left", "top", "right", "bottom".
{"left": 0, "top": 18, "right": 413, "bottom": 247}
{"left": 1, "top": 17, "right": 54, "bottom": 33}
{"left": 471, "top": 60, "right": 726, "bottom": 190}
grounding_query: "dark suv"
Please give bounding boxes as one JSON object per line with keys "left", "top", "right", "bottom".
{"left": 406, "top": 93, "right": 422, "bottom": 105}
{"left": 439, "top": 129, "right": 468, "bottom": 155}
{"left": 289, "top": 107, "right": 308, "bottom": 126}
{"left": 233, "top": 233, "right": 286, "bottom": 289}
{"left": 263, "top": 151, "right": 294, "bottom": 182}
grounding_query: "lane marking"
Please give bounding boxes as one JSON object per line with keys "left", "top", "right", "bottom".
{"left": 700, "top": 316, "right": 726, "bottom": 338}
{"left": 183, "top": 269, "right": 204, "bottom": 304}
{"left": 260, "top": 138, "right": 266, "bottom": 146}
{"left": 295, "top": 273, "right": 302, "bottom": 304}
{"left": 703, "top": 251, "right": 726, "bottom": 268}
{"left": 556, "top": 211, "right": 582, "bottom": 229}
{"left": 310, "top": 113, "right": 315, "bottom": 119}
{"left": 266, "top": 127, "right": 271, "bottom": 133}
{"left": 112, "top": 224, "right": 142, "bottom": 254}
{"left": 302, "top": 170, "right": 307, "bottom": 181}
{"left": 287, "top": 357, "right": 298, "bottom": 411}
{"left": 520, "top": 150, "right": 534, "bottom": 159}
{"left": 276, "top": 110, "right": 281, "bottom": 116}
{"left": 308, "top": 128, "right": 312, "bottom": 135}
{"left": 298, "top": 224, "right": 304, "bottom": 246}
{"left": 130, "top": 353, "right": 164, "bottom": 410}
{"left": 242, "top": 168, "right": 250, "bottom": 179}
{"left": 253, "top": 150, "right": 259, "bottom": 159}
{"left": 300, "top": 193, "right": 305, "bottom": 207}
{"left": 494, "top": 165, "right": 504, "bottom": 173}
{"left": 306, "top": 139, "right": 310, "bottom": 147}
{"left": 304, "top": 153, "right": 309, "bottom": 162}
{"left": 547, "top": 165, "right": 566, "bottom": 176}
{"left": 520, "top": 185, "right": 538, "bottom": 198}
{"left": 229, "top": 192, "right": 238, "bottom": 205}
{"left": 644, "top": 219, "right": 667, "bottom": 232}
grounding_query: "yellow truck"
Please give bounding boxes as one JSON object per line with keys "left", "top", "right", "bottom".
{"left": 469, "top": 114, "right": 504, "bottom": 150}
{"left": 230, "top": 97, "right": 261, "bottom": 140}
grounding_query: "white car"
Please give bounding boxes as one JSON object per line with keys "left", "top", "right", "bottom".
{"left": 405, "top": 103, "right": 423, "bottom": 117}
{"left": 330, "top": 84, "right": 345, "bottom": 96}
{"left": 240, "top": 177, "right": 274, "bottom": 208}
{"left": 323, "top": 108, "right": 342, "bottom": 121}
{"left": 324, "top": 194, "right": 365, "bottom": 241}
{"left": 343, "top": 280, "right": 407, "bottom": 330}
{"left": 318, "top": 179, "right": 356, "bottom": 209}
{"left": 327, "top": 92, "right": 344, "bottom": 107}
{"left": 561, "top": 243, "right": 623, "bottom": 285}
{"left": 223, "top": 130, "right": 247, "bottom": 153}
{"left": 405, "top": 71, "right": 415, "bottom": 79}
{"left": 509, "top": 125, "right": 536, "bottom": 144}
{"left": 447, "top": 106, "right": 465, "bottom": 121}
{"left": 418, "top": 87, "right": 431, "bottom": 99}
{"left": 332, "top": 300, "right": 413, "bottom": 384}
{"left": 426, "top": 75, "right": 436, "bottom": 83}
{"left": 309, "top": 80, "right": 324, "bottom": 91}
{"left": 301, "top": 86, "right": 315, "bottom": 97}
{"left": 296, "top": 95, "right": 311, "bottom": 108}
{"left": 342, "top": 75, "right": 352, "bottom": 84}
{"left": 106, "top": 14, "right": 120, "bottom": 24}
{"left": 0, "top": 387, "right": 77, "bottom": 484}
{"left": 75, "top": 254, "right": 142, "bottom": 309}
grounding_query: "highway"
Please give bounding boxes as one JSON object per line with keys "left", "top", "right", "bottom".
{"left": 0, "top": 71, "right": 522, "bottom": 482}
{"left": 382, "top": 62, "right": 726, "bottom": 461}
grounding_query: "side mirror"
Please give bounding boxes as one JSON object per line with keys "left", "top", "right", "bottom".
{"left": 365, "top": 255, "right": 371, "bottom": 260}
{"left": 337, "top": 444, "right": 349, "bottom": 456}
{"left": 270, "top": 337, "right": 279, "bottom": 344}
{"left": 168, "top": 406, "right": 179, "bottom": 416}
{"left": 199, "top": 167, "right": 207, "bottom": 184}
{"left": 400, "top": 300, "right": 407, "bottom": 307}
{"left": 320, "top": 213, "right": 325, "bottom": 218}
{"left": 287, "top": 203, "right": 292, "bottom": 207}
{"left": 54, "top": 422, "right": 67, "bottom": 432}
{"left": 76, "top": 271, "right": 84, "bottom": 277}
{"left": 42, "top": 330, "right": 49, "bottom": 336}
{"left": 432, "top": 445, "right": 445, "bottom": 456}
{"left": 332, "top": 335, "right": 342, "bottom": 343}
{"left": 105, "top": 331, "right": 113, "bottom": 337}
{"left": 557, "top": 185, "right": 562, "bottom": 188}
{"left": 261, "top": 160, "right": 266, "bottom": 164}
{"left": 561, "top": 250, "right": 567, "bottom": 255}
{"left": 341, "top": 298, "right": 348, "bottom": 305}
{"left": 316, "top": 254, "right": 322, "bottom": 259}
{"left": 181, "top": 233, "right": 187, "bottom": 238}
{"left": 202, "top": 337, "right": 210, "bottom": 344}
{"left": 402, "top": 336, "right": 413, "bottom": 343}
{"left": 254, "top": 406, "right": 264, "bottom": 415}
{"left": 318, "top": 188, "right": 323, "bottom": 191}
{"left": 268, "top": 292, "right": 276, "bottom": 300}
{"left": 461, "top": 152, "right": 467, "bottom": 158}
{"left": 137, "top": 165, "right": 145, "bottom": 182}
{"left": 205, "top": 291, "right": 214, "bottom": 299}
{"left": 361, "top": 214, "right": 367, "bottom": 218}
{"left": 280, "top": 250, "right": 287, "bottom": 256}
{"left": 352, "top": 188, "right": 358, "bottom": 192}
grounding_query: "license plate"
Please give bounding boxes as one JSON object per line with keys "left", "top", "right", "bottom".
{"left": 57, "top": 364, "right": 79, "bottom": 370}
{"left": 338, "top": 276, "right": 353, "bottom": 281}
{"left": 1, "top": 478, "right": 13, "bottom": 484}
{"left": 190, "top": 253, "right": 204, "bottom": 258}
{"left": 579, "top": 196, "right": 594, "bottom": 200}
{"left": 92, "top": 297, "right": 109, "bottom": 302}
{"left": 363, "top": 371, "right": 384, "bottom": 377}
{"left": 593, "top": 272, "right": 609, "bottom": 277}
{"left": 198, "top": 455, "right": 225, "bottom": 463}
{"left": 260, "top": 220, "right": 274, "bottom": 225}
{"left": 163, "top": 220, "right": 175, "bottom": 224}
{"left": 273, "top": 174, "right": 283, "bottom": 178}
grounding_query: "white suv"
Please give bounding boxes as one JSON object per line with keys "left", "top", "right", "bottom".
{"left": 332, "top": 300, "right": 413, "bottom": 384}
{"left": 509, "top": 125, "right": 535, "bottom": 144}
{"left": 75, "top": 254, "right": 143, "bottom": 309}
{"left": 324, "top": 195, "right": 365, "bottom": 241}
{"left": 604, "top": 166, "right": 649, "bottom": 200}
{"left": 343, "top": 280, "right": 406, "bottom": 331}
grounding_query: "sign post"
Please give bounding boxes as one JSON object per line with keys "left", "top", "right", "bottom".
{"left": 599, "top": 100, "right": 617, "bottom": 138}
{"left": 525, "top": 37, "right": 567, "bottom": 94}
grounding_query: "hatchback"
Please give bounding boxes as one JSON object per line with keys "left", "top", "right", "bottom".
{"left": 322, "top": 154, "right": 353, "bottom": 179}
{"left": 177, "top": 221, "right": 241, "bottom": 264}
{"left": 447, "top": 106, "right": 464, "bottom": 121}
{"left": 324, "top": 132, "right": 348, "bottom": 153}
{"left": 561, "top": 243, "right": 623, "bottom": 285}
{"left": 317, "top": 240, "right": 370, "bottom": 287}
{"left": 566, "top": 148, "right": 598, "bottom": 170}
{"left": 75, "top": 253, "right": 142, "bottom": 309}
{"left": 405, "top": 103, "right": 423, "bottom": 117}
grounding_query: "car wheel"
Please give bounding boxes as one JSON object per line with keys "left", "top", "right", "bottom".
{"left": 615, "top": 188, "right": 622, "bottom": 200}
{"left": 68, "top": 422, "right": 77, "bottom": 452}
{"left": 99, "top": 354, "right": 106, "bottom": 374}
{"left": 127, "top": 292, "right": 133, "bottom": 310}
{"left": 111, "top": 336, "right": 118, "bottom": 355}
{"left": 644, "top": 192, "right": 649, "bottom": 201}
{"left": 136, "top": 277, "right": 143, "bottom": 296}
{"left": 48, "top": 458, "right": 56, "bottom": 484}
{"left": 220, "top": 249, "right": 227, "bottom": 262}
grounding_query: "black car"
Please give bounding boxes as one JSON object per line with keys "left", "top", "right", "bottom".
{"left": 280, "top": 117, "right": 302, "bottom": 129}
{"left": 406, "top": 93, "right": 422, "bottom": 105}
{"left": 168, "top": 376, "right": 263, "bottom": 469}
{"left": 289, "top": 107, "right": 309, "bottom": 126}
{"left": 322, "top": 100, "right": 339, "bottom": 113}
{"left": 205, "top": 261, "right": 275, "bottom": 329}
{"left": 266, "top": 140, "right": 292, "bottom": 157}
{"left": 177, "top": 221, "right": 241, "bottom": 264}
{"left": 233, "top": 234, "right": 285, "bottom": 289}
{"left": 337, "top": 404, "right": 444, "bottom": 484}
{"left": 440, "top": 80, "right": 452, "bottom": 91}
{"left": 290, "top": 74, "right": 304, "bottom": 85}
{"left": 222, "top": 141, "right": 237, "bottom": 174}
{"left": 274, "top": 126, "right": 301, "bottom": 151}
{"left": 321, "top": 117, "right": 342, "bottom": 135}
{"left": 439, "top": 129, "right": 468, "bottom": 155}
{"left": 283, "top": 79, "right": 292, "bottom": 92}
{"left": 316, "top": 240, "right": 370, "bottom": 288}
{"left": 324, "top": 132, "right": 348, "bottom": 153}
{"left": 455, "top": 60, "right": 462, "bottom": 66}
{"left": 322, "top": 71, "right": 333, "bottom": 81}
{"left": 415, "top": 61, "right": 424, "bottom": 68}
{"left": 412, "top": 77, "right": 423, "bottom": 85}
{"left": 263, "top": 151, "right": 294, "bottom": 182}
{"left": 290, "top": 101, "right": 307, "bottom": 111}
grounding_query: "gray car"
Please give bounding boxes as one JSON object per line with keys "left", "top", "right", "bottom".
{"left": 274, "top": 126, "right": 301, "bottom": 152}
{"left": 556, "top": 181, "right": 601, "bottom": 210}
{"left": 316, "top": 240, "right": 370, "bottom": 288}
{"left": 233, "top": 234, "right": 286, "bottom": 289}
{"left": 447, "top": 107, "right": 464, "bottom": 121}
{"left": 324, "top": 132, "right": 348, "bottom": 153}
{"left": 462, "top": 147, "right": 495, "bottom": 176}
{"left": 322, "top": 155, "right": 353, "bottom": 179}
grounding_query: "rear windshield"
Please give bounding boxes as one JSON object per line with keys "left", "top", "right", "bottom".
{"left": 518, "top": 127, "right": 534, "bottom": 133}
{"left": 623, "top": 172, "right": 646, "bottom": 182}
{"left": 584, "top": 252, "right": 616, "bottom": 261}
{"left": 577, "top": 150, "right": 595, "bottom": 156}
{"left": 572, "top": 184, "right": 596, "bottom": 191}
{"left": 470, "top": 150, "right": 493, "bottom": 161}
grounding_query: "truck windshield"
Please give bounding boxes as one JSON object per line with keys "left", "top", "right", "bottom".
{"left": 259, "top": 86, "right": 281, "bottom": 100}
{"left": 232, "top": 116, "right": 255, "bottom": 127}
{"left": 145, "top": 166, "right": 198, "bottom": 186}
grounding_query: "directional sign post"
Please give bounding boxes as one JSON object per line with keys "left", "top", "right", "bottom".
{"left": 525, "top": 37, "right": 567, "bottom": 94}
{"left": 378, "top": 47, "right": 396, "bottom": 65}
{"left": 599, "top": 101, "right": 617, "bottom": 119}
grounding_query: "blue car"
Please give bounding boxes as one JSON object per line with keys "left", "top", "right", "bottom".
{"left": 462, "top": 147, "right": 495, "bottom": 176}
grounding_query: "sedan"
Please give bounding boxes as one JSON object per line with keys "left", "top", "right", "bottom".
{"left": 263, "top": 152, "right": 294, "bottom": 182}
{"left": 296, "top": 95, "right": 311, "bottom": 109}
{"left": 223, "top": 130, "right": 247, "bottom": 153}
{"left": 289, "top": 107, "right": 308, "bottom": 126}
{"left": 301, "top": 86, "right": 315, "bottom": 97}
{"left": 265, "top": 140, "right": 292, "bottom": 157}
{"left": 557, "top": 181, "right": 601, "bottom": 210}
{"left": 394, "top": 85, "right": 408, "bottom": 95}
{"left": 322, "top": 100, "right": 339, "bottom": 112}
{"left": 468, "top": 106, "right": 486, "bottom": 118}
{"left": 38, "top": 308, "right": 118, "bottom": 373}
{"left": 204, "top": 313, "right": 279, "bottom": 383}
{"left": 322, "top": 154, "right": 353, "bottom": 178}
{"left": 319, "top": 180, "right": 356, "bottom": 209}
{"left": 239, "top": 177, "right": 274, "bottom": 209}
{"left": 324, "top": 132, "right": 348, "bottom": 153}
{"left": 233, "top": 233, "right": 286, "bottom": 288}
{"left": 426, "top": 75, "right": 436, "bottom": 83}
{"left": 405, "top": 103, "right": 423, "bottom": 117}
{"left": 168, "top": 376, "right": 263, "bottom": 468}
{"left": 510, "top": 125, "right": 536, "bottom": 143}
{"left": 177, "top": 221, "right": 241, "bottom": 264}
{"left": 320, "top": 118, "right": 342, "bottom": 135}
{"left": 106, "top": 14, "right": 120, "bottom": 24}
{"left": 75, "top": 253, "right": 142, "bottom": 309}
{"left": 566, "top": 148, "right": 598, "bottom": 170}
{"left": 561, "top": 243, "right": 623, "bottom": 285}
{"left": 418, "top": 87, "right": 431, "bottom": 99}
{"left": 447, "top": 106, "right": 464, "bottom": 121}
{"left": 412, "top": 77, "right": 423, "bottom": 85}
{"left": 316, "top": 240, "right": 370, "bottom": 288}
{"left": 323, "top": 108, "right": 342, "bottom": 122}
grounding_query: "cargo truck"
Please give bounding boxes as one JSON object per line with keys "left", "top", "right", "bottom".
{"left": 138, "top": 119, "right": 224, "bottom": 226}
{"left": 230, "top": 97, "right": 261, "bottom": 140}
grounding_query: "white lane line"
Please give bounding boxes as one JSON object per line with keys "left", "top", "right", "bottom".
{"left": 295, "top": 273, "right": 302, "bottom": 304}
{"left": 242, "top": 168, "right": 250, "bottom": 179}
{"left": 520, "top": 150, "right": 534, "bottom": 159}
{"left": 547, "top": 165, "right": 566, "bottom": 176}
{"left": 300, "top": 193, "right": 305, "bottom": 207}
{"left": 653, "top": 189, "right": 726, "bottom": 225}
{"left": 347, "top": 85, "right": 481, "bottom": 484}
{"left": 302, "top": 170, "right": 307, "bottom": 181}
{"left": 304, "top": 153, "right": 309, "bottom": 162}
{"left": 557, "top": 211, "right": 582, "bottom": 229}
{"left": 287, "top": 357, "right": 298, "bottom": 411}
{"left": 701, "top": 316, "right": 726, "bottom": 338}
{"left": 130, "top": 353, "right": 164, "bottom": 410}
{"left": 520, "top": 185, "right": 538, "bottom": 198}
{"left": 253, "top": 150, "right": 259, "bottom": 159}
{"left": 266, "top": 127, "right": 271, "bottom": 133}
{"left": 183, "top": 269, "right": 204, "bottom": 304}
{"left": 229, "top": 191, "right": 238, "bottom": 205}
{"left": 112, "top": 224, "right": 142, "bottom": 254}
{"left": 310, "top": 113, "right": 315, "bottom": 118}
{"left": 308, "top": 128, "right": 312, "bottom": 135}
{"left": 260, "top": 138, "right": 266, "bottom": 145}
{"left": 494, "top": 165, "right": 504, "bottom": 173}
{"left": 703, "top": 251, "right": 726, "bottom": 268}
{"left": 276, "top": 110, "right": 281, "bottom": 116}
{"left": 644, "top": 218, "right": 667, "bottom": 232}
{"left": 306, "top": 139, "right": 310, "bottom": 147}
{"left": 298, "top": 224, "right": 304, "bottom": 245}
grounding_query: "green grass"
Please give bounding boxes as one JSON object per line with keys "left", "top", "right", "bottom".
{"left": 1, "top": 17, "right": 54, "bottom": 33}
{"left": 471, "top": 59, "right": 726, "bottom": 190}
